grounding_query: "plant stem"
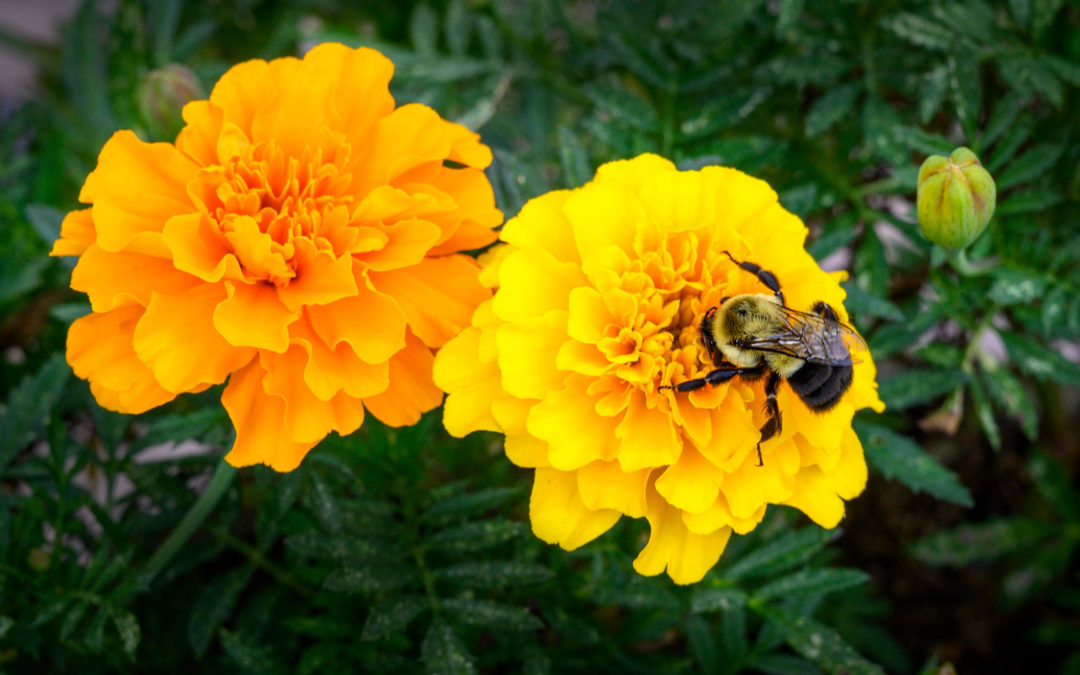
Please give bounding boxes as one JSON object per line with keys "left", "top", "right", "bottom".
{"left": 947, "top": 247, "right": 999, "bottom": 276}
{"left": 142, "top": 458, "right": 236, "bottom": 583}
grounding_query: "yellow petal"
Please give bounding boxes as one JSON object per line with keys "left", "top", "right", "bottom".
{"left": 563, "top": 181, "right": 645, "bottom": 263}
{"left": 434, "top": 328, "right": 502, "bottom": 437}
{"left": 720, "top": 445, "right": 797, "bottom": 520}
{"left": 530, "top": 467, "right": 620, "bottom": 550}
{"left": 682, "top": 493, "right": 766, "bottom": 536}
{"left": 614, "top": 389, "right": 682, "bottom": 472}
{"left": 594, "top": 154, "right": 676, "bottom": 193}
{"left": 655, "top": 447, "right": 723, "bottom": 514}
{"left": 495, "top": 312, "right": 568, "bottom": 399}
{"left": 633, "top": 484, "right": 732, "bottom": 585}
{"left": 526, "top": 375, "right": 617, "bottom": 471}
{"left": 491, "top": 397, "right": 549, "bottom": 468}
{"left": 492, "top": 248, "right": 585, "bottom": 322}
{"left": 500, "top": 190, "right": 579, "bottom": 263}
{"left": 576, "top": 460, "right": 651, "bottom": 518}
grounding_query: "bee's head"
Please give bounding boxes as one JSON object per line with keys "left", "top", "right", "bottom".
{"left": 717, "top": 295, "right": 781, "bottom": 339}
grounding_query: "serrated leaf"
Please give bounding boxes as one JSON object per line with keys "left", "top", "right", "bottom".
{"left": 112, "top": 610, "right": 140, "bottom": 660}
{"left": 188, "top": 566, "right": 253, "bottom": 656}
{"left": 24, "top": 203, "right": 65, "bottom": 245}
{"left": 967, "top": 374, "right": 1001, "bottom": 450}
{"left": 919, "top": 66, "right": 950, "bottom": 123}
{"left": 304, "top": 472, "right": 341, "bottom": 534}
{"left": 684, "top": 614, "right": 721, "bottom": 674}
{"left": 690, "top": 587, "right": 749, "bottom": 614}
{"left": 753, "top": 568, "right": 870, "bottom": 602}
{"left": 877, "top": 368, "right": 968, "bottom": 410}
{"left": 987, "top": 117, "right": 1033, "bottom": 174}
{"left": 557, "top": 127, "right": 590, "bottom": 189}
{"left": 988, "top": 268, "right": 1048, "bottom": 305}
{"left": 910, "top": 517, "right": 1055, "bottom": 565}
{"left": 949, "top": 51, "right": 983, "bottom": 143}
{"left": 324, "top": 564, "right": 416, "bottom": 594}
{"left": 422, "top": 619, "right": 476, "bottom": 675}
{"left": 751, "top": 653, "right": 825, "bottom": 675}
{"left": 994, "top": 142, "right": 1064, "bottom": 191}
{"left": 805, "top": 83, "right": 860, "bottom": 138}
{"left": 891, "top": 126, "right": 955, "bottom": 157}
{"left": 725, "top": 529, "right": 833, "bottom": 581}
{"left": 996, "top": 188, "right": 1063, "bottom": 215}
{"left": 999, "top": 54, "right": 1064, "bottom": 107}
{"left": 427, "top": 519, "right": 525, "bottom": 551}
{"left": 444, "top": 0, "right": 471, "bottom": 57}
{"left": 583, "top": 81, "right": 660, "bottom": 133}
{"left": 719, "top": 600, "right": 749, "bottom": 661}
{"left": 589, "top": 575, "right": 680, "bottom": 610}
{"left": 981, "top": 364, "right": 1038, "bottom": 440}
{"left": 0, "top": 616, "right": 12, "bottom": 640}
{"left": 841, "top": 283, "right": 905, "bottom": 322}
{"left": 133, "top": 408, "right": 229, "bottom": 451}
{"left": 362, "top": 595, "right": 430, "bottom": 641}
{"left": 423, "top": 487, "right": 519, "bottom": 520}
{"left": 855, "top": 421, "right": 973, "bottom": 507}
{"left": 432, "top": 561, "right": 553, "bottom": 590}
{"left": 409, "top": 4, "right": 439, "bottom": 55}
{"left": 882, "top": 13, "right": 953, "bottom": 51}
{"left": 1042, "top": 54, "right": 1080, "bottom": 87}
{"left": 776, "top": 0, "right": 805, "bottom": 36}
{"left": 980, "top": 97, "right": 1023, "bottom": 150}
{"left": 1001, "top": 332, "right": 1080, "bottom": 387}
{"left": 440, "top": 598, "right": 543, "bottom": 632}
{"left": 219, "top": 629, "right": 277, "bottom": 673}
{"left": 1028, "top": 450, "right": 1080, "bottom": 523}
{"left": 808, "top": 221, "right": 860, "bottom": 262}
{"left": 0, "top": 354, "right": 71, "bottom": 470}
{"left": 753, "top": 604, "right": 884, "bottom": 675}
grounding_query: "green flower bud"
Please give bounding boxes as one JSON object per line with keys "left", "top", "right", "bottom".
{"left": 137, "top": 64, "right": 204, "bottom": 140}
{"left": 916, "top": 147, "right": 996, "bottom": 251}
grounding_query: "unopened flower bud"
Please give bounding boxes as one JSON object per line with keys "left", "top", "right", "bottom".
{"left": 916, "top": 147, "right": 996, "bottom": 250}
{"left": 137, "top": 64, "right": 204, "bottom": 139}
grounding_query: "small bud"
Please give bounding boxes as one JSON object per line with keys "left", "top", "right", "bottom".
{"left": 916, "top": 147, "right": 996, "bottom": 250}
{"left": 27, "top": 547, "right": 50, "bottom": 572}
{"left": 137, "top": 64, "right": 204, "bottom": 139}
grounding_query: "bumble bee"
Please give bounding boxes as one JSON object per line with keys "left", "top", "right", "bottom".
{"left": 663, "top": 252, "right": 865, "bottom": 466}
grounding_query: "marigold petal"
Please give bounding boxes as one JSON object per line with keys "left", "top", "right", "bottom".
{"left": 720, "top": 445, "right": 797, "bottom": 519}
{"left": 163, "top": 212, "right": 241, "bottom": 283}
{"left": 633, "top": 484, "right": 732, "bottom": 585}
{"left": 682, "top": 493, "right": 766, "bottom": 536}
{"left": 370, "top": 255, "right": 486, "bottom": 348}
{"left": 222, "top": 361, "right": 317, "bottom": 471}
{"left": 434, "top": 327, "right": 502, "bottom": 436}
{"left": 566, "top": 287, "right": 614, "bottom": 344}
{"left": 491, "top": 398, "right": 549, "bottom": 468}
{"left": 175, "top": 100, "right": 224, "bottom": 165}
{"left": 133, "top": 285, "right": 255, "bottom": 393}
{"left": 71, "top": 244, "right": 199, "bottom": 312}
{"left": 563, "top": 182, "right": 645, "bottom": 262}
{"left": 285, "top": 317, "right": 389, "bottom": 401}
{"left": 357, "top": 218, "right": 442, "bottom": 272}
{"left": 82, "top": 130, "right": 199, "bottom": 252}
{"left": 527, "top": 376, "right": 618, "bottom": 470}
{"left": 555, "top": 340, "right": 611, "bottom": 376}
{"left": 577, "top": 461, "right": 650, "bottom": 518}
{"left": 51, "top": 209, "right": 96, "bottom": 257}
{"left": 655, "top": 447, "right": 723, "bottom": 514}
{"left": 594, "top": 154, "right": 676, "bottom": 192}
{"left": 260, "top": 345, "right": 367, "bottom": 444}
{"left": 276, "top": 238, "right": 358, "bottom": 312}
{"left": 67, "top": 306, "right": 177, "bottom": 413}
{"left": 614, "top": 390, "right": 682, "bottom": 472}
{"left": 495, "top": 312, "right": 568, "bottom": 400}
{"left": 304, "top": 43, "right": 395, "bottom": 148}
{"left": 499, "top": 190, "right": 579, "bottom": 263}
{"left": 785, "top": 467, "right": 845, "bottom": 529}
{"left": 307, "top": 274, "right": 407, "bottom": 364}
{"left": 213, "top": 281, "right": 298, "bottom": 353}
{"left": 362, "top": 331, "right": 442, "bottom": 427}
{"left": 492, "top": 248, "right": 585, "bottom": 322}
{"left": 530, "top": 467, "right": 621, "bottom": 551}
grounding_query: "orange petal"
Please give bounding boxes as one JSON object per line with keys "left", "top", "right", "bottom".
{"left": 530, "top": 467, "right": 620, "bottom": 551}
{"left": 67, "top": 305, "right": 177, "bottom": 413}
{"left": 369, "top": 255, "right": 487, "bottom": 348}
{"left": 276, "top": 238, "right": 357, "bottom": 312}
{"left": 356, "top": 218, "right": 442, "bottom": 272}
{"left": 51, "top": 209, "right": 96, "bottom": 257}
{"left": 224, "top": 216, "right": 293, "bottom": 282}
{"left": 260, "top": 345, "right": 367, "bottom": 444}
{"left": 163, "top": 212, "right": 242, "bottom": 283}
{"left": 307, "top": 272, "right": 407, "bottom": 364}
{"left": 82, "top": 130, "right": 199, "bottom": 252}
{"left": 288, "top": 318, "right": 390, "bottom": 401}
{"left": 71, "top": 243, "right": 199, "bottom": 312}
{"left": 175, "top": 99, "right": 224, "bottom": 166}
{"left": 633, "top": 483, "right": 732, "bottom": 585}
{"left": 222, "top": 360, "right": 318, "bottom": 471}
{"left": 213, "top": 281, "right": 299, "bottom": 353}
{"left": 133, "top": 284, "right": 255, "bottom": 393}
{"left": 362, "top": 331, "right": 442, "bottom": 427}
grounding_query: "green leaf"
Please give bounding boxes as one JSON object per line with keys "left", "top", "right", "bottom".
{"left": 752, "top": 604, "right": 884, "bottom": 675}
{"left": 684, "top": 615, "right": 721, "bottom": 675}
{"left": 432, "top": 561, "right": 553, "bottom": 590}
{"left": 981, "top": 364, "right": 1038, "bottom": 440}
{"left": 841, "top": 283, "right": 905, "bottom": 322}
{"left": 324, "top": 564, "right": 416, "bottom": 594}
{"left": 440, "top": 598, "right": 543, "bottom": 632}
{"left": 751, "top": 653, "right": 824, "bottom": 675}
{"left": 919, "top": 65, "right": 950, "bottom": 123}
{"left": 0, "top": 354, "right": 71, "bottom": 470}
{"left": 719, "top": 600, "right": 749, "bottom": 661}
{"left": 219, "top": 629, "right": 277, "bottom": 673}
{"left": 877, "top": 368, "right": 968, "bottom": 410}
{"left": 967, "top": 374, "right": 1001, "bottom": 450}
{"left": 304, "top": 472, "right": 341, "bottom": 534}
{"left": 980, "top": 97, "right": 1023, "bottom": 150}
{"left": 805, "top": 83, "right": 860, "bottom": 138}
{"left": 583, "top": 81, "right": 660, "bottom": 133}
{"left": 882, "top": 13, "right": 953, "bottom": 51}
{"left": 949, "top": 50, "right": 983, "bottom": 144}
{"left": 362, "top": 595, "right": 430, "bottom": 641}
{"left": 188, "top": 566, "right": 253, "bottom": 656}
{"left": 690, "top": 587, "right": 749, "bottom": 614}
{"left": 423, "top": 487, "right": 519, "bottom": 520}
{"left": 988, "top": 268, "right": 1048, "bottom": 305}
{"left": 725, "top": 528, "right": 833, "bottom": 581}
{"left": 994, "top": 142, "right": 1064, "bottom": 191}
{"left": 111, "top": 610, "right": 141, "bottom": 660}
{"left": 444, "top": 0, "right": 472, "bottom": 57}
{"left": 995, "top": 188, "right": 1063, "bottom": 215}
{"left": 557, "top": 127, "right": 591, "bottom": 189}
{"left": 753, "top": 568, "right": 870, "bottom": 602}
{"left": 409, "top": 4, "right": 439, "bottom": 55}
{"left": 1028, "top": 450, "right": 1080, "bottom": 523}
{"left": 998, "top": 55, "right": 1063, "bottom": 107}
{"left": 855, "top": 421, "right": 973, "bottom": 507}
{"left": 422, "top": 619, "right": 476, "bottom": 675}
{"left": 0, "top": 616, "right": 13, "bottom": 641}
{"left": 1001, "top": 332, "right": 1080, "bottom": 387}
{"left": 426, "top": 519, "right": 525, "bottom": 551}
{"left": 891, "top": 127, "right": 955, "bottom": 157}
{"left": 24, "top": 204, "right": 65, "bottom": 245}
{"left": 910, "top": 517, "right": 1055, "bottom": 565}
{"left": 987, "top": 118, "right": 1033, "bottom": 173}
{"left": 1042, "top": 54, "right": 1080, "bottom": 87}
{"left": 808, "top": 224, "right": 860, "bottom": 262}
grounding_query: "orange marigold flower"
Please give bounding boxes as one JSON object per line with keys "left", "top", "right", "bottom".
{"left": 433, "top": 154, "right": 884, "bottom": 584}
{"left": 51, "top": 43, "right": 502, "bottom": 471}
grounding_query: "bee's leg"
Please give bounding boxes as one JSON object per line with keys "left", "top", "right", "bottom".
{"left": 661, "top": 365, "right": 765, "bottom": 393}
{"left": 722, "top": 251, "right": 784, "bottom": 306}
{"left": 811, "top": 301, "right": 840, "bottom": 322}
{"left": 755, "top": 371, "right": 783, "bottom": 466}
{"left": 700, "top": 306, "right": 721, "bottom": 365}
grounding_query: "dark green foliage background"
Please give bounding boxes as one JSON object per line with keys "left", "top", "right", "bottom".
{"left": 2, "top": 0, "right": 1079, "bottom": 672}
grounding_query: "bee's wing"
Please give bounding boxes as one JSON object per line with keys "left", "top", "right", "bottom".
{"left": 741, "top": 305, "right": 865, "bottom": 366}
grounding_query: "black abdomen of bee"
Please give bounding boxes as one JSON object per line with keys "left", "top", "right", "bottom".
{"left": 787, "top": 361, "right": 853, "bottom": 411}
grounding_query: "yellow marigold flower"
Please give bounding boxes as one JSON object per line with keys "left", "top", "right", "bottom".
{"left": 51, "top": 43, "right": 502, "bottom": 471}
{"left": 433, "top": 154, "right": 884, "bottom": 584}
